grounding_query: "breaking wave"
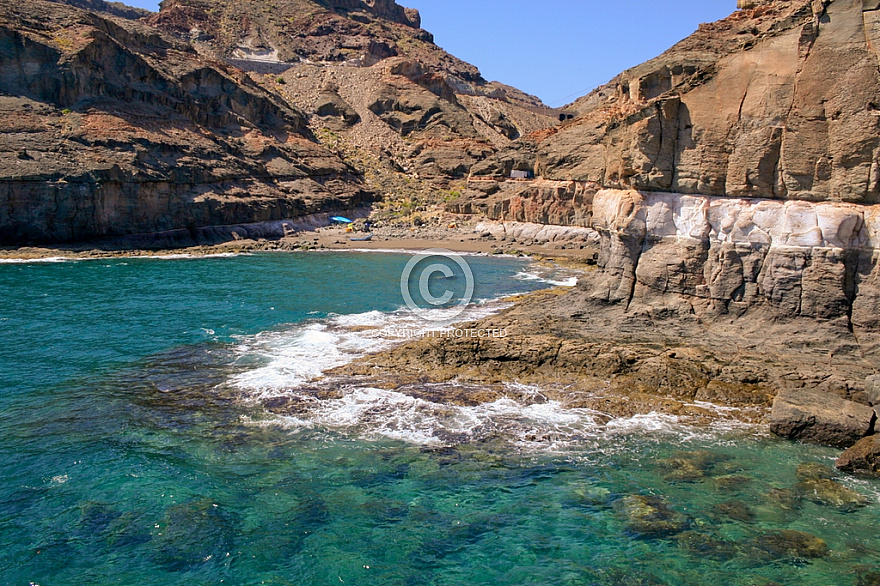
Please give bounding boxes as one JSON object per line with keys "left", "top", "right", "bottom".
{"left": 514, "top": 268, "right": 579, "bottom": 287}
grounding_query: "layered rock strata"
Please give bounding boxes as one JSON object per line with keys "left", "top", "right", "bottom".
{"left": 421, "top": 0, "right": 880, "bottom": 444}
{"left": 0, "top": 0, "right": 371, "bottom": 244}
{"left": 473, "top": 0, "right": 880, "bottom": 205}
{"left": 587, "top": 189, "right": 880, "bottom": 335}
{"left": 148, "top": 0, "right": 558, "bottom": 181}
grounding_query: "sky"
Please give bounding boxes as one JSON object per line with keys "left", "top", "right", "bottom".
{"left": 123, "top": 0, "right": 737, "bottom": 106}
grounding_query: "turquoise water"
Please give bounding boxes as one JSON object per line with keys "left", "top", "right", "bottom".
{"left": 1, "top": 252, "right": 879, "bottom": 585}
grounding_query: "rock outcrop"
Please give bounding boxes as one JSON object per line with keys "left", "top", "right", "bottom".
{"left": 585, "top": 189, "right": 880, "bottom": 335}
{"left": 0, "top": 0, "right": 371, "bottom": 244}
{"left": 476, "top": 0, "right": 880, "bottom": 204}
{"left": 836, "top": 434, "right": 880, "bottom": 474}
{"left": 867, "top": 375, "right": 880, "bottom": 404}
{"left": 432, "top": 0, "right": 880, "bottom": 447}
{"left": 770, "top": 389, "right": 876, "bottom": 447}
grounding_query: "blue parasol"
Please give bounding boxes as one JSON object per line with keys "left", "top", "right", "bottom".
{"left": 330, "top": 216, "right": 353, "bottom": 224}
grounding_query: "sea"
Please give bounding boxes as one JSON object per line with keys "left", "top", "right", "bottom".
{"left": 1, "top": 251, "right": 879, "bottom": 585}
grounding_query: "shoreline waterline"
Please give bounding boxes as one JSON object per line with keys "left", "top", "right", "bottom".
{"left": 0, "top": 222, "right": 600, "bottom": 265}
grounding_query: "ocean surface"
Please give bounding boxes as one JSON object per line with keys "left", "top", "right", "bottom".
{"left": 1, "top": 251, "right": 879, "bottom": 585}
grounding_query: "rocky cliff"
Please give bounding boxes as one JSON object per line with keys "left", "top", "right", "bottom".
{"left": 0, "top": 0, "right": 371, "bottom": 245}
{"left": 426, "top": 0, "right": 880, "bottom": 444}
{"left": 455, "top": 0, "right": 880, "bottom": 336}
{"left": 474, "top": 0, "right": 880, "bottom": 203}
{"left": 0, "top": 0, "right": 559, "bottom": 245}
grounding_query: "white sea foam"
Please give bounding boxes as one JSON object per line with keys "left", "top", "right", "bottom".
{"left": 228, "top": 302, "right": 744, "bottom": 449}
{"left": 226, "top": 259, "right": 738, "bottom": 448}
{"left": 136, "top": 252, "right": 251, "bottom": 260}
{"left": 605, "top": 412, "right": 681, "bottom": 433}
{"left": 0, "top": 257, "right": 76, "bottom": 264}
{"left": 261, "top": 386, "right": 608, "bottom": 447}
{"left": 229, "top": 298, "right": 512, "bottom": 397}
{"left": 230, "top": 322, "right": 380, "bottom": 395}
{"left": 514, "top": 269, "right": 579, "bottom": 287}
{"left": 0, "top": 252, "right": 250, "bottom": 264}
{"left": 251, "top": 383, "right": 727, "bottom": 450}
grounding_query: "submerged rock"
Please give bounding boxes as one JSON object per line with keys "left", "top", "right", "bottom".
{"left": 78, "top": 502, "right": 121, "bottom": 535}
{"left": 754, "top": 530, "right": 829, "bottom": 560}
{"left": 770, "top": 389, "right": 875, "bottom": 448}
{"left": 796, "top": 462, "right": 836, "bottom": 481}
{"left": 795, "top": 479, "right": 870, "bottom": 511}
{"left": 104, "top": 511, "right": 152, "bottom": 548}
{"left": 713, "top": 475, "right": 752, "bottom": 492}
{"left": 616, "top": 495, "right": 688, "bottom": 537}
{"left": 712, "top": 500, "right": 755, "bottom": 524}
{"left": 659, "top": 450, "right": 733, "bottom": 482}
{"left": 752, "top": 487, "right": 804, "bottom": 525}
{"left": 766, "top": 488, "right": 802, "bottom": 511}
{"left": 837, "top": 435, "right": 880, "bottom": 476}
{"left": 854, "top": 566, "right": 880, "bottom": 586}
{"left": 574, "top": 484, "right": 612, "bottom": 506}
{"left": 660, "top": 457, "right": 706, "bottom": 482}
{"left": 79, "top": 503, "right": 151, "bottom": 548}
{"left": 676, "top": 530, "right": 738, "bottom": 561}
{"left": 150, "top": 498, "right": 236, "bottom": 570}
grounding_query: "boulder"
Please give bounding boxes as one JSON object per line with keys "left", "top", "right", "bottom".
{"left": 794, "top": 478, "right": 870, "bottom": 511}
{"left": 866, "top": 375, "right": 880, "bottom": 406}
{"left": 753, "top": 530, "right": 829, "bottom": 560}
{"left": 314, "top": 88, "right": 360, "bottom": 127}
{"left": 615, "top": 495, "right": 688, "bottom": 537}
{"left": 836, "top": 435, "right": 880, "bottom": 476}
{"left": 769, "top": 389, "right": 876, "bottom": 448}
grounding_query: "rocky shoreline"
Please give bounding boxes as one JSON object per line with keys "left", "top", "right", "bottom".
{"left": 329, "top": 276, "right": 879, "bottom": 469}
{"left": 0, "top": 214, "right": 600, "bottom": 261}
{"left": 5, "top": 210, "right": 880, "bottom": 471}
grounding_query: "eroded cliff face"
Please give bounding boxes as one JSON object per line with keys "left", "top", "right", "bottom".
{"left": 454, "top": 0, "right": 880, "bottom": 339}
{"left": 476, "top": 0, "right": 880, "bottom": 204}
{"left": 147, "top": 0, "right": 558, "bottom": 181}
{"left": 585, "top": 190, "right": 880, "bottom": 332}
{"left": 0, "top": 0, "right": 371, "bottom": 244}
{"left": 430, "top": 0, "right": 880, "bottom": 419}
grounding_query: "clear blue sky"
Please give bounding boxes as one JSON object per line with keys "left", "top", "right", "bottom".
{"left": 123, "top": 0, "right": 737, "bottom": 106}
